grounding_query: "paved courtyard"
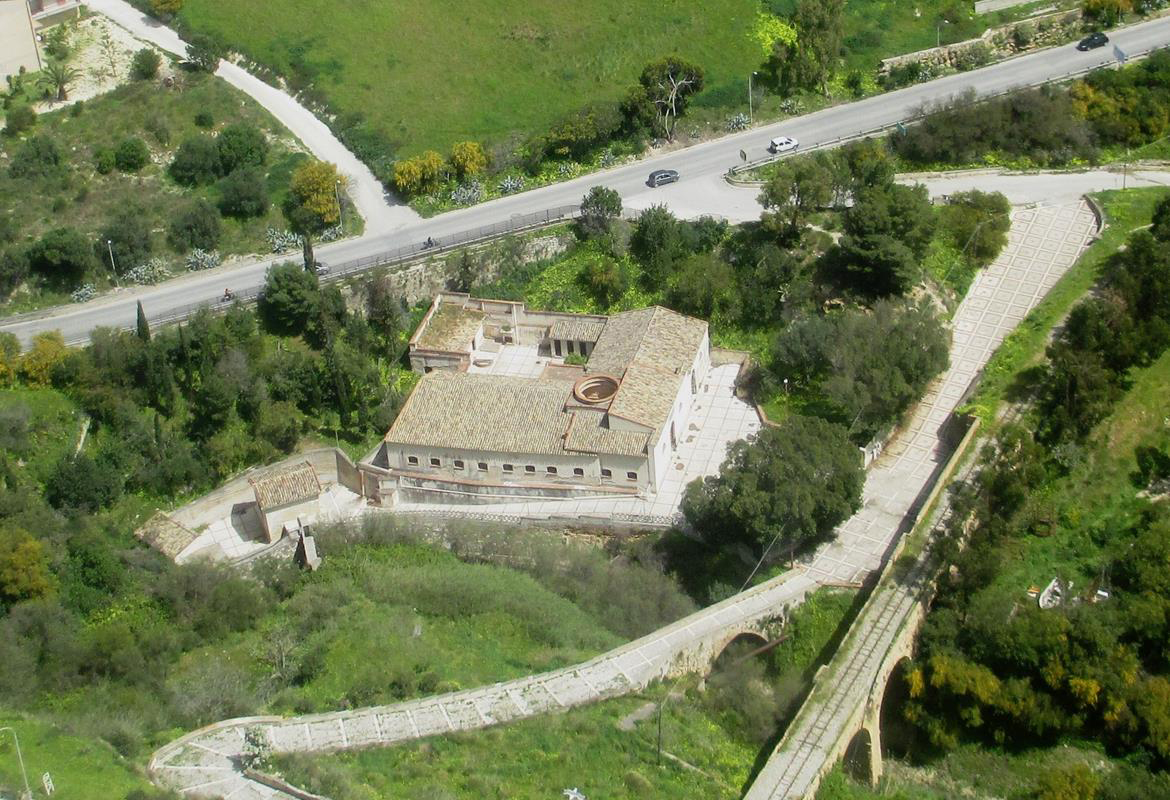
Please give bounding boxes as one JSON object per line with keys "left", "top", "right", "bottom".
{"left": 176, "top": 485, "right": 366, "bottom": 564}
{"left": 467, "top": 344, "right": 547, "bottom": 378}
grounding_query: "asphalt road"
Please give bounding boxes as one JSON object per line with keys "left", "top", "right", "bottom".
{"left": 5, "top": 15, "right": 1170, "bottom": 346}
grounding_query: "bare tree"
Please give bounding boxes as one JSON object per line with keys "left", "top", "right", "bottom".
{"left": 638, "top": 57, "right": 705, "bottom": 141}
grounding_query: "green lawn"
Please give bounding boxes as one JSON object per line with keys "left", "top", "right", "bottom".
{"left": 176, "top": 0, "right": 1053, "bottom": 164}
{"left": 0, "top": 713, "right": 153, "bottom": 799}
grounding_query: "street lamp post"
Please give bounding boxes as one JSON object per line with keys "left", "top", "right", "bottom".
{"left": 937, "top": 20, "right": 950, "bottom": 49}
{"left": 748, "top": 71, "right": 760, "bottom": 124}
{"left": 106, "top": 239, "right": 120, "bottom": 287}
{"left": 0, "top": 727, "right": 32, "bottom": 800}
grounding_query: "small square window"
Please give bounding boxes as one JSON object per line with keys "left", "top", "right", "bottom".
{"left": 503, "top": 463, "right": 514, "bottom": 473}
{"left": 524, "top": 465, "right": 536, "bottom": 474}
{"left": 453, "top": 459, "right": 465, "bottom": 469}
{"left": 430, "top": 457, "right": 441, "bottom": 467}
{"left": 601, "top": 468, "right": 612, "bottom": 479}
{"left": 407, "top": 455, "right": 419, "bottom": 466}
{"left": 546, "top": 466, "right": 557, "bottom": 475}
{"left": 573, "top": 467, "right": 584, "bottom": 477}
{"left": 626, "top": 471, "right": 638, "bottom": 481}
{"left": 477, "top": 461, "right": 488, "bottom": 471}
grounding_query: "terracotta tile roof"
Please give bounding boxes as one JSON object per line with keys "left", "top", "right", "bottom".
{"left": 607, "top": 363, "right": 682, "bottom": 431}
{"left": 415, "top": 304, "right": 485, "bottom": 353}
{"left": 548, "top": 317, "right": 606, "bottom": 343}
{"left": 135, "top": 512, "right": 198, "bottom": 561}
{"left": 386, "top": 372, "right": 573, "bottom": 456}
{"left": 564, "top": 408, "right": 649, "bottom": 457}
{"left": 249, "top": 462, "right": 321, "bottom": 510}
{"left": 588, "top": 307, "right": 707, "bottom": 432}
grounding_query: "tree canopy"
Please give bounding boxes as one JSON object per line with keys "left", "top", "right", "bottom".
{"left": 682, "top": 415, "right": 863, "bottom": 556}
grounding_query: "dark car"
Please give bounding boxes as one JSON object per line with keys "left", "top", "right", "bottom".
{"left": 648, "top": 169, "right": 679, "bottom": 188}
{"left": 1077, "top": 31, "right": 1109, "bottom": 51}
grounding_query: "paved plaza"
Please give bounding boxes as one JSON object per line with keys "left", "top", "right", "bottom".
{"left": 466, "top": 344, "right": 547, "bottom": 379}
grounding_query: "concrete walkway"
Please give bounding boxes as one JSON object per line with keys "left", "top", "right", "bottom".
{"left": 85, "top": 0, "right": 418, "bottom": 233}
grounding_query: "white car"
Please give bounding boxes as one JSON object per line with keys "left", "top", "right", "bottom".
{"left": 768, "top": 136, "right": 799, "bottom": 154}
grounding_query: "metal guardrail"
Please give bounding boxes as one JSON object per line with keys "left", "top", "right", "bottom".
{"left": 726, "top": 44, "right": 1168, "bottom": 179}
{"left": 138, "top": 203, "right": 582, "bottom": 333}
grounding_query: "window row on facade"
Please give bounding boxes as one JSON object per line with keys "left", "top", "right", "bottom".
{"left": 404, "top": 454, "right": 637, "bottom": 482}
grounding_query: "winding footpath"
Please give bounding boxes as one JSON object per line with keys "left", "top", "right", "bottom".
{"left": 85, "top": 0, "right": 418, "bottom": 234}
{"left": 148, "top": 199, "right": 1100, "bottom": 798}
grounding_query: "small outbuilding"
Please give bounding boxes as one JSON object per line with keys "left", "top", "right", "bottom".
{"left": 248, "top": 461, "right": 322, "bottom": 543}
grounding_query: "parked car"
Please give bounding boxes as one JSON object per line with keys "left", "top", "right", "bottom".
{"left": 314, "top": 261, "right": 330, "bottom": 276}
{"left": 768, "top": 135, "right": 799, "bottom": 154}
{"left": 647, "top": 169, "right": 679, "bottom": 187}
{"left": 1077, "top": 31, "right": 1109, "bottom": 51}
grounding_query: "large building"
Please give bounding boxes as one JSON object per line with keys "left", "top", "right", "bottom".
{"left": 373, "top": 293, "right": 714, "bottom": 504}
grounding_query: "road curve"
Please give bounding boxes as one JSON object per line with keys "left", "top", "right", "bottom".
{"left": 4, "top": 16, "right": 1168, "bottom": 346}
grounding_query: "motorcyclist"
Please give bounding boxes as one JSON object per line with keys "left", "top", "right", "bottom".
{"left": 223, "top": 288, "right": 233, "bottom": 302}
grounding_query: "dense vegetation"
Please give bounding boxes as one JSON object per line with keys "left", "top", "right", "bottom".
{"left": 0, "top": 53, "right": 328, "bottom": 311}
{"left": 887, "top": 195, "right": 1170, "bottom": 793}
{"left": 892, "top": 51, "right": 1170, "bottom": 168}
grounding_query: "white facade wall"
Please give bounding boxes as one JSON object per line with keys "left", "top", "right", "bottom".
{"left": 387, "top": 443, "right": 650, "bottom": 489}
{"left": 646, "top": 333, "right": 711, "bottom": 492}
{"left": 260, "top": 498, "right": 318, "bottom": 543}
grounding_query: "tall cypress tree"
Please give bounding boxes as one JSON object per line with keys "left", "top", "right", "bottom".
{"left": 136, "top": 300, "right": 151, "bottom": 342}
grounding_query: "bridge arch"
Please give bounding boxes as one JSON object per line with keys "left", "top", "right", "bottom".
{"left": 710, "top": 631, "right": 772, "bottom": 670}
{"left": 842, "top": 727, "right": 877, "bottom": 785}
{"left": 878, "top": 656, "right": 915, "bottom": 762}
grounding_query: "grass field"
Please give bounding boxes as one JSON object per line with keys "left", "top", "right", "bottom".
{"left": 0, "top": 713, "right": 153, "bottom": 799}
{"left": 176, "top": 0, "right": 1048, "bottom": 163}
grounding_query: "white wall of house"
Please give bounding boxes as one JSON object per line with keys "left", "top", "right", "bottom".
{"left": 260, "top": 498, "right": 319, "bottom": 543}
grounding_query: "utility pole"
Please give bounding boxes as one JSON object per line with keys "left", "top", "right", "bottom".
{"left": 334, "top": 178, "right": 343, "bottom": 225}
{"left": 0, "top": 727, "right": 32, "bottom": 800}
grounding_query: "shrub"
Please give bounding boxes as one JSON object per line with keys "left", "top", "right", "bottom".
{"left": 193, "top": 110, "right": 214, "bottom": 128}
{"left": 144, "top": 115, "right": 170, "bottom": 145}
{"left": 168, "top": 200, "right": 222, "bottom": 252}
{"left": 185, "top": 32, "right": 224, "bottom": 73}
{"left": 94, "top": 148, "right": 116, "bottom": 174}
{"left": 449, "top": 141, "right": 487, "bottom": 179}
{"left": 216, "top": 122, "right": 268, "bottom": 174}
{"left": 100, "top": 206, "right": 154, "bottom": 274}
{"left": 2, "top": 105, "right": 37, "bottom": 137}
{"left": 28, "top": 227, "right": 94, "bottom": 286}
{"left": 169, "top": 135, "right": 222, "bottom": 186}
{"left": 8, "top": 135, "right": 63, "bottom": 179}
{"left": 130, "top": 48, "right": 162, "bottom": 80}
{"left": 114, "top": 137, "right": 151, "bottom": 172}
{"left": 0, "top": 247, "right": 30, "bottom": 298}
{"left": 217, "top": 167, "right": 269, "bottom": 218}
